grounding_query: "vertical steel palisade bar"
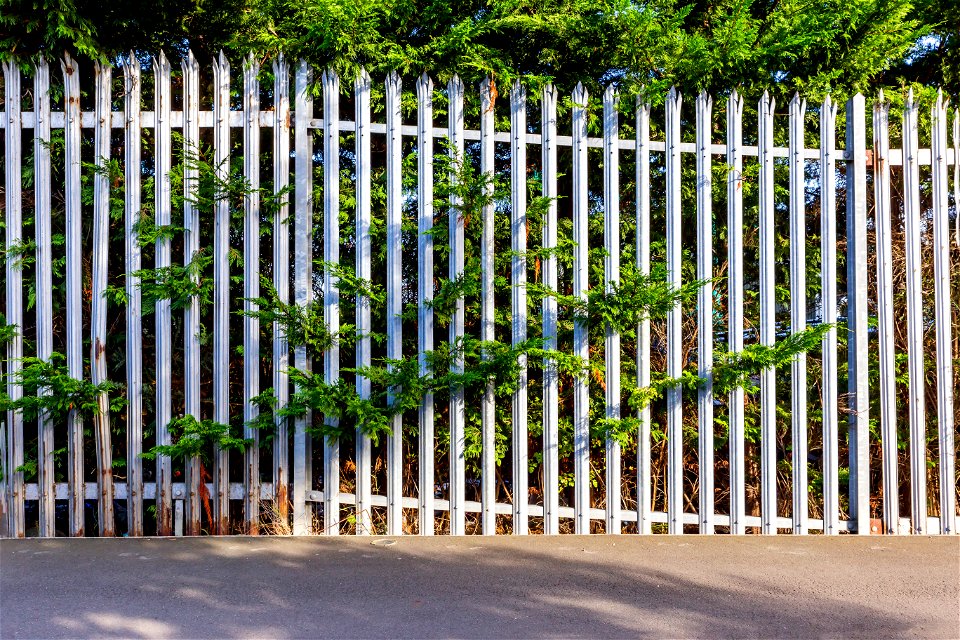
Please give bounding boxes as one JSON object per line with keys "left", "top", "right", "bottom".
{"left": 903, "top": 91, "right": 926, "bottom": 535}
{"left": 480, "top": 77, "right": 497, "bottom": 535}
{"left": 417, "top": 73, "right": 435, "bottom": 536}
{"left": 846, "top": 94, "right": 870, "bottom": 535}
{"left": 34, "top": 59, "right": 56, "bottom": 537}
{"left": 292, "top": 61, "right": 313, "bottom": 536}
{"left": 930, "top": 91, "right": 956, "bottom": 535}
{"left": 355, "top": 68, "right": 372, "bottom": 535}
{"left": 603, "top": 85, "right": 621, "bottom": 534}
{"left": 665, "top": 88, "right": 683, "bottom": 535}
{"left": 182, "top": 51, "right": 202, "bottom": 536}
{"left": 273, "top": 56, "right": 291, "bottom": 528}
{"left": 695, "top": 91, "right": 714, "bottom": 534}
{"left": 152, "top": 53, "right": 173, "bottom": 536}
{"left": 788, "top": 94, "right": 807, "bottom": 535}
{"left": 873, "top": 92, "right": 898, "bottom": 534}
{"left": 448, "top": 75, "right": 467, "bottom": 536}
{"left": 820, "top": 97, "right": 840, "bottom": 535}
{"left": 572, "top": 82, "right": 591, "bottom": 535}
{"left": 63, "top": 55, "right": 86, "bottom": 536}
{"left": 212, "top": 52, "right": 231, "bottom": 535}
{"left": 727, "top": 90, "right": 746, "bottom": 535}
{"left": 92, "top": 62, "right": 115, "bottom": 535}
{"left": 322, "top": 69, "right": 341, "bottom": 534}
{"left": 511, "top": 80, "right": 529, "bottom": 535}
{"left": 123, "top": 54, "right": 144, "bottom": 537}
{"left": 243, "top": 54, "right": 261, "bottom": 534}
{"left": 3, "top": 61, "right": 24, "bottom": 538}
{"left": 758, "top": 92, "right": 776, "bottom": 535}
{"left": 954, "top": 110, "right": 960, "bottom": 248}
{"left": 636, "top": 95, "right": 652, "bottom": 535}
{"left": 541, "top": 84, "right": 560, "bottom": 535}
{"left": 385, "top": 71, "right": 404, "bottom": 536}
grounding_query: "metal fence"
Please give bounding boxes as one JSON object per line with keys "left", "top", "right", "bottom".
{"left": 1, "top": 53, "right": 958, "bottom": 538}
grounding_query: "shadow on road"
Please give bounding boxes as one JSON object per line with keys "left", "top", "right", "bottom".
{"left": 2, "top": 536, "right": 957, "bottom": 638}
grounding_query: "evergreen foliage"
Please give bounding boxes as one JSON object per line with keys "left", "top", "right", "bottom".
{"left": 0, "top": 0, "right": 952, "bottom": 95}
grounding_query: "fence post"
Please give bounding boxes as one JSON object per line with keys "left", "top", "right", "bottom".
{"left": 34, "top": 58, "right": 56, "bottom": 538}
{"left": 873, "top": 92, "right": 898, "bottom": 534}
{"left": 511, "top": 80, "right": 529, "bottom": 535}
{"left": 930, "top": 91, "right": 956, "bottom": 535}
{"left": 541, "top": 84, "right": 560, "bottom": 536}
{"left": 572, "top": 82, "right": 591, "bottom": 535}
{"left": 3, "top": 60, "right": 24, "bottom": 539}
{"left": 62, "top": 54, "right": 86, "bottom": 537}
{"left": 321, "top": 69, "right": 341, "bottom": 535}
{"left": 846, "top": 93, "right": 870, "bottom": 535}
{"left": 695, "top": 91, "right": 713, "bottom": 535}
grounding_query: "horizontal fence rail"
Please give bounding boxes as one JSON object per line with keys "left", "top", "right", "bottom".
{"left": 1, "top": 53, "right": 958, "bottom": 538}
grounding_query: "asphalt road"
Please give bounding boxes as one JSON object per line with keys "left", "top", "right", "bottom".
{"left": 1, "top": 535, "right": 958, "bottom": 639}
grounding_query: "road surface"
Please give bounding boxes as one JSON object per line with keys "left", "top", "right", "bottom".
{"left": 1, "top": 535, "right": 957, "bottom": 638}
